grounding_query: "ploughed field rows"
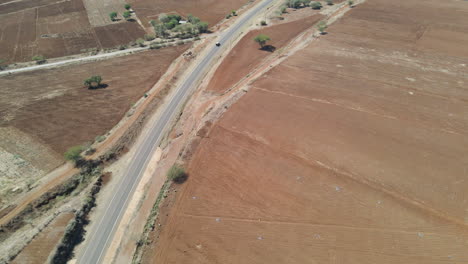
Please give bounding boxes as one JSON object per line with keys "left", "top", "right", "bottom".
{"left": 207, "top": 13, "right": 324, "bottom": 94}
{"left": 0, "top": 46, "right": 188, "bottom": 208}
{"left": 150, "top": 0, "right": 468, "bottom": 263}
{"left": 0, "top": 0, "right": 144, "bottom": 63}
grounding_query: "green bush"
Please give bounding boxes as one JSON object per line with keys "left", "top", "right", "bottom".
{"left": 317, "top": 21, "right": 328, "bottom": 34}
{"left": 150, "top": 43, "right": 161, "bottom": 49}
{"left": 254, "top": 34, "right": 271, "bottom": 48}
{"left": 123, "top": 11, "right": 131, "bottom": 20}
{"left": 64, "top": 145, "right": 84, "bottom": 162}
{"left": 310, "top": 1, "right": 322, "bottom": 9}
{"left": 84, "top": 75, "right": 103, "bottom": 89}
{"left": 136, "top": 38, "right": 145, "bottom": 47}
{"left": 326, "top": 0, "right": 333, "bottom": 5}
{"left": 109, "top": 12, "right": 118, "bottom": 21}
{"left": 144, "top": 34, "right": 155, "bottom": 41}
{"left": 167, "top": 164, "right": 187, "bottom": 183}
{"left": 124, "top": 3, "right": 131, "bottom": 10}
{"left": 348, "top": 0, "right": 354, "bottom": 6}
{"left": 32, "top": 55, "right": 46, "bottom": 64}
{"left": 260, "top": 20, "right": 267, "bottom": 26}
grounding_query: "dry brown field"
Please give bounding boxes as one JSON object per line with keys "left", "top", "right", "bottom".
{"left": 0, "top": 0, "right": 146, "bottom": 63}
{"left": 146, "top": 0, "right": 468, "bottom": 263}
{"left": 128, "top": 0, "right": 250, "bottom": 29}
{"left": 0, "top": 46, "right": 188, "bottom": 209}
{"left": 207, "top": 13, "right": 324, "bottom": 94}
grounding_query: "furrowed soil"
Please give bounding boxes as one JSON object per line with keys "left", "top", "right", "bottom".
{"left": 0, "top": 0, "right": 145, "bottom": 63}
{"left": 128, "top": 0, "right": 250, "bottom": 30}
{"left": 145, "top": 0, "right": 468, "bottom": 263}
{"left": 0, "top": 45, "right": 188, "bottom": 208}
{"left": 207, "top": 13, "right": 324, "bottom": 94}
{"left": 10, "top": 212, "right": 74, "bottom": 264}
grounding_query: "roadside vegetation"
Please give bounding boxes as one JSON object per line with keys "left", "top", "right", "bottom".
{"left": 167, "top": 164, "right": 188, "bottom": 183}
{"left": 317, "top": 21, "right": 328, "bottom": 34}
{"left": 32, "top": 55, "right": 46, "bottom": 64}
{"left": 151, "top": 13, "right": 209, "bottom": 40}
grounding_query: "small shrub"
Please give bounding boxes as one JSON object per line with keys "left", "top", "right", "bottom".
{"left": 144, "top": 34, "right": 155, "bottom": 41}
{"left": 118, "top": 45, "right": 127, "bottom": 50}
{"left": 194, "top": 36, "right": 201, "bottom": 41}
{"left": 124, "top": 3, "right": 131, "bottom": 10}
{"left": 177, "top": 40, "right": 184, "bottom": 45}
{"left": 280, "top": 5, "right": 287, "bottom": 13}
{"left": 317, "top": 21, "right": 328, "bottom": 34}
{"left": 109, "top": 12, "right": 118, "bottom": 21}
{"left": 167, "top": 164, "right": 187, "bottom": 183}
{"left": 123, "top": 11, "right": 131, "bottom": 20}
{"left": 226, "top": 13, "right": 232, "bottom": 19}
{"left": 326, "top": 0, "right": 333, "bottom": 5}
{"left": 64, "top": 145, "right": 84, "bottom": 162}
{"left": 149, "top": 43, "right": 161, "bottom": 49}
{"left": 84, "top": 75, "right": 103, "bottom": 89}
{"left": 32, "top": 55, "right": 46, "bottom": 64}
{"left": 310, "top": 1, "right": 322, "bottom": 9}
{"left": 348, "top": 0, "right": 354, "bottom": 6}
{"left": 95, "top": 135, "right": 106, "bottom": 143}
{"left": 136, "top": 38, "right": 145, "bottom": 47}
{"left": 260, "top": 20, "right": 267, "bottom": 26}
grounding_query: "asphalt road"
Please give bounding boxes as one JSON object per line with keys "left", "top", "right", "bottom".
{"left": 77, "top": 0, "right": 275, "bottom": 263}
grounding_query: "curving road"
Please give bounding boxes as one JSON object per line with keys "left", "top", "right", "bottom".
{"left": 76, "top": 0, "right": 275, "bottom": 263}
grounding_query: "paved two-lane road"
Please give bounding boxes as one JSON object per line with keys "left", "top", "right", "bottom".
{"left": 77, "top": 0, "right": 275, "bottom": 263}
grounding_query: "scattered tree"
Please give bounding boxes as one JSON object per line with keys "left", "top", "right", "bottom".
{"left": 32, "top": 55, "right": 46, "bottom": 64}
{"left": 254, "top": 34, "right": 271, "bottom": 49}
{"left": 232, "top": 10, "right": 238, "bottom": 16}
{"left": 84, "top": 75, "right": 103, "bottom": 89}
{"left": 348, "top": 0, "right": 354, "bottom": 6}
{"left": 64, "top": 145, "right": 84, "bottom": 162}
{"left": 310, "top": 1, "right": 322, "bottom": 9}
{"left": 167, "top": 164, "right": 187, "bottom": 183}
{"left": 317, "top": 21, "right": 328, "bottom": 34}
{"left": 123, "top": 11, "right": 131, "bottom": 20}
{"left": 187, "top": 14, "right": 200, "bottom": 24}
{"left": 109, "top": 12, "right": 118, "bottom": 21}
{"left": 196, "top": 21, "right": 209, "bottom": 33}
{"left": 261, "top": 20, "right": 267, "bottom": 26}
{"left": 136, "top": 38, "right": 145, "bottom": 47}
{"left": 124, "top": 3, "right": 131, "bottom": 10}
{"left": 326, "top": 0, "right": 334, "bottom": 5}
{"left": 153, "top": 23, "right": 168, "bottom": 38}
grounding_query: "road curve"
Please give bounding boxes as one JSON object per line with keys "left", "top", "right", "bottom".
{"left": 77, "top": 0, "right": 275, "bottom": 263}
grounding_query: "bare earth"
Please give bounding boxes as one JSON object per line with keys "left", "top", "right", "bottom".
{"left": 0, "top": 46, "right": 188, "bottom": 210}
{"left": 146, "top": 0, "right": 468, "bottom": 263}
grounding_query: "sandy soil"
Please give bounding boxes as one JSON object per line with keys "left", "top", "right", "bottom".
{"left": 10, "top": 212, "right": 74, "bottom": 264}
{"left": 207, "top": 13, "right": 324, "bottom": 94}
{"left": 145, "top": 0, "right": 468, "bottom": 263}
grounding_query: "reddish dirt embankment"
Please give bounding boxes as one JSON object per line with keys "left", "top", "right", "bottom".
{"left": 11, "top": 212, "right": 74, "bottom": 264}
{"left": 146, "top": 0, "right": 468, "bottom": 263}
{"left": 207, "top": 13, "right": 324, "bottom": 94}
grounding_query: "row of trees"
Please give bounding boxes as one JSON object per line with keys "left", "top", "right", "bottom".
{"left": 109, "top": 3, "right": 132, "bottom": 22}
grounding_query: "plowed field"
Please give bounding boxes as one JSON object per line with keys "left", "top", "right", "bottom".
{"left": 147, "top": 0, "right": 468, "bottom": 263}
